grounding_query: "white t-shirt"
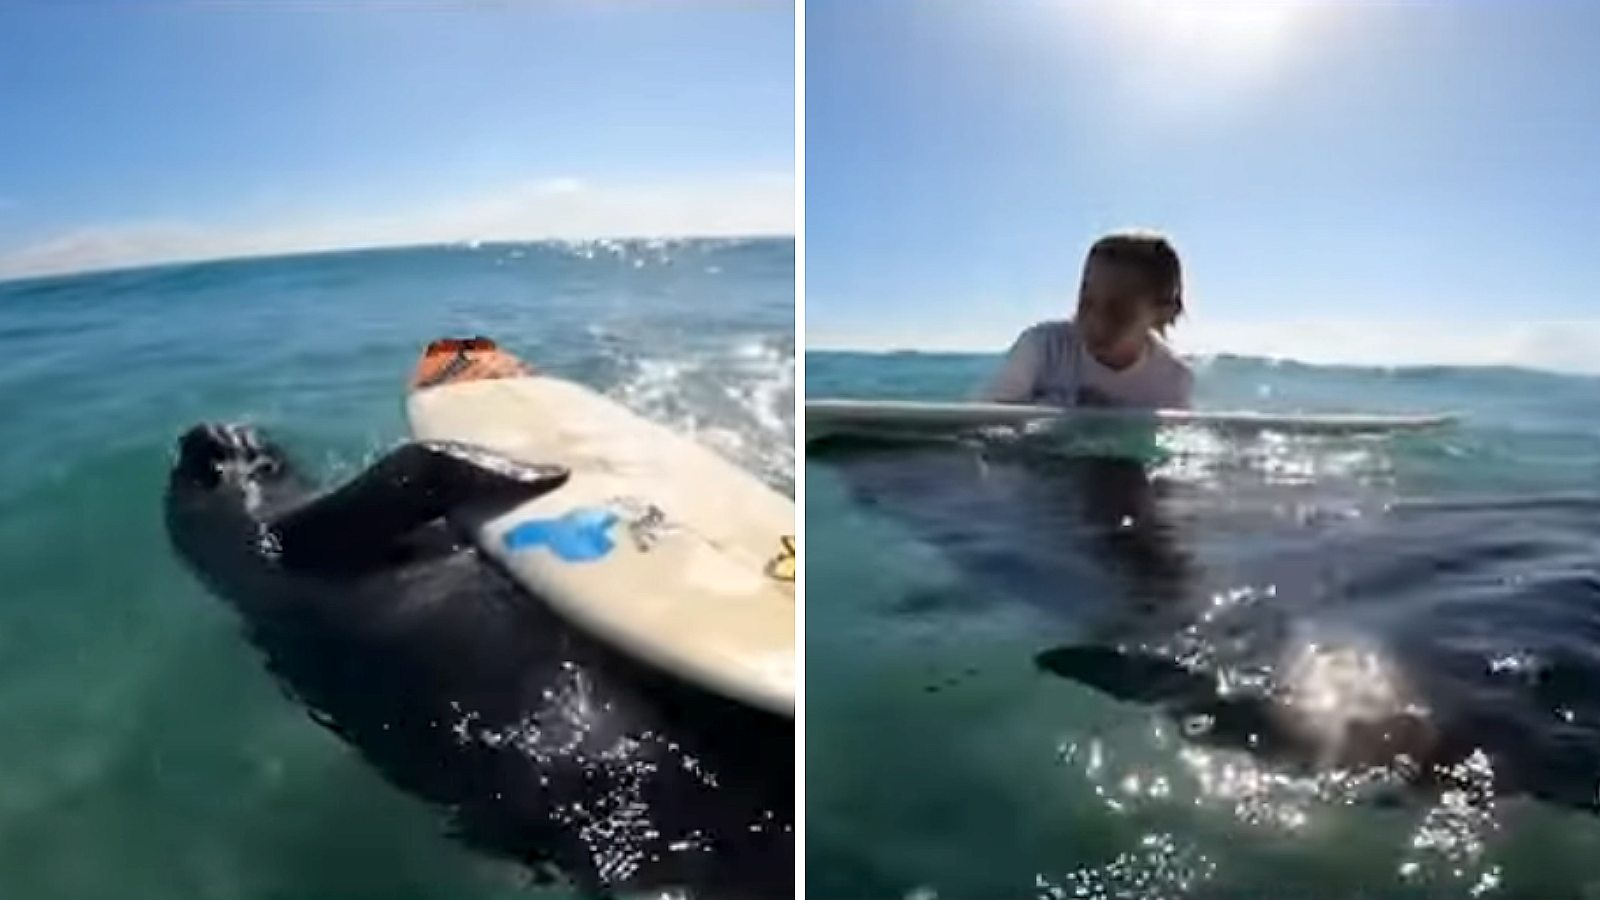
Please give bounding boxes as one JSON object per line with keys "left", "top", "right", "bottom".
{"left": 978, "top": 319, "right": 1194, "bottom": 409}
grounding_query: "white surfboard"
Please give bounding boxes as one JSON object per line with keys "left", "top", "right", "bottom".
{"left": 806, "top": 398, "right": 1458, "bottom": 444}
{"left": 405, "top": 338, "right": 796, "bottom": 717}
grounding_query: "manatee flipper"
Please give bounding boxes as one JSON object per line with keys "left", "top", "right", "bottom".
{"left": 270, "top": 441, "right": 569, "bottom": 575}
{"left": 1035, "top": 645, "right": 1218, "bottom": 704}
{"left": 1036, "top": 645, "right": 1312, "bottom": 762}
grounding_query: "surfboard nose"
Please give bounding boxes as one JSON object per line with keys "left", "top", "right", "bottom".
{"left": 410, "top": 336, "right": 534, "bottom": 391}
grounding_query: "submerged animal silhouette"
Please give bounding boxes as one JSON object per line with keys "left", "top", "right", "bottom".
{"left": 164, "top": 422, "right": 792, "bottom": 900}
{"left": 1036, "top": 642, "right": 1600, "bottom": 813}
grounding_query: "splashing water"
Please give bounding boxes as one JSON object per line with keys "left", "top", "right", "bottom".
{"left": 609, "top": 335, "right": 795, "bottom": 496}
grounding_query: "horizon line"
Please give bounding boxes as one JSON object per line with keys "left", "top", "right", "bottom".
{"left": 803, "top": 342, "right": 1600, "bottom": 381}
{"left": 0, "top": 230, "right": 797, "bottom": 288}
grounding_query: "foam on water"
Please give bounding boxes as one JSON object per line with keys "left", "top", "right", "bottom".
{"left": 608, "top": 335, "right": 796, "bottom": 497}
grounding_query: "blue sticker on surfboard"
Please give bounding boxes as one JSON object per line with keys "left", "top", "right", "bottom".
{"left": 502, "top": 508, "right": 621, "bottom": 562}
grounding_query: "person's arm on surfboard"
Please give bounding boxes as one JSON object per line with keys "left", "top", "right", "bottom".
{"left": 977, "top": 328, "right": 1044, "bottom": 404}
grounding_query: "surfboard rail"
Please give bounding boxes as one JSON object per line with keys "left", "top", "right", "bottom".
{"left": 805, "top": 397, "right": 1460, "bottom": 444}
{"left": 406, "top": 337, "right": 796, "bottom": 718}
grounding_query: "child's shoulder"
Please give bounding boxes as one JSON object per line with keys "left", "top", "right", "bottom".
{"left": 1147, "top": 334, "right": 1194, "bottom": 376}
{"left": 1019, "top": 318, "right": 1076, "bottom": 343}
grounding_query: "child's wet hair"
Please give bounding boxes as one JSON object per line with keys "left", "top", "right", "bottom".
{"left": 1084, "top": 230, "right": 1185, "bottom": 333}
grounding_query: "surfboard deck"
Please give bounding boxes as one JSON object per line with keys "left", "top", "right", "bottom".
{"left": 806, "top": 398, "right": 1459, "bottom": 444}
{"left": 406, "top": 337, "right": 796, "bottom": 717}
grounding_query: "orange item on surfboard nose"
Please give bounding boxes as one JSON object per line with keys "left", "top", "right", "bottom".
{"left": 410, "top": 337, "right": 534, "bottom": 390}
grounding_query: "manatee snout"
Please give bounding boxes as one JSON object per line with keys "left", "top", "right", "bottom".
{"left": 174, "top": 422, "right": 283, "bottom": 489}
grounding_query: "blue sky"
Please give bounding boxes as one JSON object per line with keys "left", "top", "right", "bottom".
{"left": 0, "top": 1, "right": 795, "bottom": 278}
{"left": 808, "top": 0, "right": 1600, "bottom": 371}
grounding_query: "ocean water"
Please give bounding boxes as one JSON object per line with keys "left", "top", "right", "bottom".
{"left": 806, "top": 350, "right": 1600, "bottom": 900}
{"left": 0, "top": 238, "right": 794, "bottom": 899}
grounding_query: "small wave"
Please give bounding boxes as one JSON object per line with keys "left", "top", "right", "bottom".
{"left": 607, "top": 335, "right": 794, "bottom": 496}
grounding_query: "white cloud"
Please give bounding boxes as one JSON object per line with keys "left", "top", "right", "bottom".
{"left": 1177, "top": 317, "right": 1600, "bottom": 374}
{"left": 0, "top": 172, "right": 795, "bottom": 280}
{"left": 532, "top": 177, "right": 587, "bottom": 195}
{"left": 808, "top": 315, "right": 1600, "bottom": 376}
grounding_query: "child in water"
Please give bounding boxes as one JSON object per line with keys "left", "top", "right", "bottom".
{"left": 979, "top": 230, "right": 1193, "bottom": 409}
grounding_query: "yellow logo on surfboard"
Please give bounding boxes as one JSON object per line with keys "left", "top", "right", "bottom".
{"left": 767, "top": 535, "right": 796, "bottom": 583}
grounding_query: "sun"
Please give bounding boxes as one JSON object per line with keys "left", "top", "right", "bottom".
{"left": 1069, "top": 0, "right": 1333, "bottom": 104}
{"left": 1110, "top": 0, "right": 1323, "bottom": 58}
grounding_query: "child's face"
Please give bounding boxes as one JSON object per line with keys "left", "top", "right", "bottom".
{"left": 1076, "top": 258, "right": 1164, "bottom": 352}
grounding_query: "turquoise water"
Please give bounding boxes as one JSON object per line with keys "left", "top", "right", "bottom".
{"left": 0, "top": 239, "right": 794, "bottom": 899}
{"left": 807, "top": 350, "right": 1600, "bottom": 899}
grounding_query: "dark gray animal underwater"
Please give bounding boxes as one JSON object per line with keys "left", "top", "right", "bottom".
{"left": 814, "top": 433, "right": 1600, "bottom": 817}
{"left": 164, "top": 422, "right": 793, "bottom": 900}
